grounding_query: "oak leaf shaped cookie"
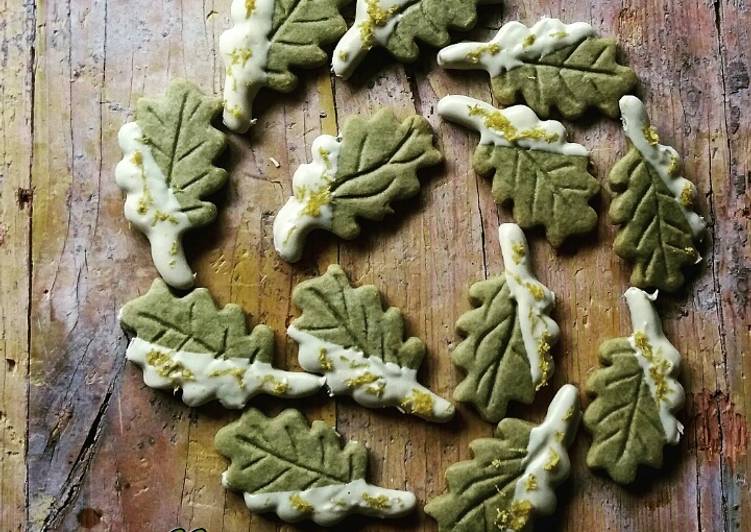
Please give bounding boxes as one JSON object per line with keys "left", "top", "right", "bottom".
{"left": 115, "top": 80, "right": 227, "bottom": 290}
{"left": 439, "top": 95, "right": 599, "bottom": 246}
{"left": 438, "top": 18, "right": 638, "bottom": 119}
{"left": 288, "top": 264, "right": 454, "bottom": 421}
{"left": 119, "top": 279, "right": 322, "bottom": 408}
{"left": 220, "top": 0, "right": 348, "bottom": 132}
{"left": 273, "top": 109, "right": 441, "bottom": 262}
{"left": 215, "top": 408, "right": 416, "bottom": 525}
{"left": 453, "top": 224, "right": 559, "bottom": 423}
{"left": 425, "top": 385, "right": 581, "bottom": 531}
{"left": 332, "top": 0, "right": 501, "bottom": 79}
{"left": 583, "top": 287, "right": 685, "bottom": 484}
{"left": 609, "top": 96, "right": 706, "bottom": 292}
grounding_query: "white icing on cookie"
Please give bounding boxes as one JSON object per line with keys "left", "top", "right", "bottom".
{"left": 624, "top": 287, "right": 685, "bottom": 444}
{"left": 332, "top": 0, "right": 414, "bottom": 79}
{"left": 619, "top": 96, "right": 706, "bottom": 250}
{"left": 288, "top": 326, "right": 455, "bottom": 421}
{"left": 273, "top": 135, "right": 342, "bottom": 262}
{"left": 510, "top": 384, "right": 581, "bottom": 520}
{"left": 219, "top": 0, "right": 275, "bottom": 133}
{"left": 437, "top": 18, "right": 594, "bottom": 77}
{"left": 498, "top": 223, "right": 559, "bottom": 388}
{"left": 226, "top": 476, "right": 416, "bottom": 526}
{"left": 115, "top": 122, "right": 194, "bottom": 290}
{"left": 437, "top": 95, "right": 589, "bottom": 156}
{"left": 126, "top": 337, "right": 323, "bottom": 409}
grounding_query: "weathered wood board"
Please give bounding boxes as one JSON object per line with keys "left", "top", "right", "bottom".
{"left": 1, "top": 0, "right": 749, "bottom": 530}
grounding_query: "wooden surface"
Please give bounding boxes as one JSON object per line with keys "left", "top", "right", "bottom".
{"left": 1, "top": 0, "right": 749, "bottom": 530}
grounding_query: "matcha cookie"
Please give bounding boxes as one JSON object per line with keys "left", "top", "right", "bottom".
{"left": 425, "top": 384, "right": 581, "bottom": 531}
{"left": 119, "top": 279, "right": 323, "bottom": 408}
{"left": 288, "top": 264, "right": 454, "bottom": 421}
{"left": 438, "top": 17, "right": 638, "bottom": 119}
{"left": 438, "top": 95, "right": 599, "bottom": 246}
{"left": 609, "top": 96, "right": 706, "bottom": 292}
{"left": 115, "top": 80, "right": 227, "bottom": 290}
{"left": 216, "top": 408, "right": 416, "bottom": 525}
{"left": 332, "top": 0, "right": 501, "bottom": 79}
{"left": 452, "top": 223, "right": 559, "bottom": 423}
{"left": 221, "top": 0, "right": 348, "bottom": 133}
{"left": 584, "top": 288, "right": 685, "bottom": 484}
{"left": 273, "top": 109, "right": 441, "bottom": 263}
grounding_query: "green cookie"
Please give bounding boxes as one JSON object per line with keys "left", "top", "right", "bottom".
{"left": 425, "top": 385, "right": 581, "bottom": 532}
{"left": 438, "top": 95, "right": 599, "bottom": 247}
{"left": 583, "top": 287, "right": 685, "bottom": 484}
{"left": 119, "top": 279, "right": 322, "bottom": 408}
{"left": 332, "top": 0, "right": 501, "bottom": 79}
{"left": 609, "top": 96, "right": 706, "bottom": 292}
{"left": 221, "top": 0, "right": 348, "bottom": 132}
{"left": 215, "top": 408, "right": 416, "bottom": 525}
{"left": 452, "top": 223, "right": 560, "bottom": 423}
{"left": 438, "top": 18, "right": 638, "bottom": 119}
{"left": 273, "top": 109, "right": 441, "bottom": 263}
{"left": 115, "top": 79, "right": 227, "bottom": 289}
{"left": 288, "top": 264, "right": 454, "bottom": 421}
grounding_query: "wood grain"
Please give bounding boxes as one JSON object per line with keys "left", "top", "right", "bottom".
{"left": 1, "top": 0, "right": 748, "bottom": 530}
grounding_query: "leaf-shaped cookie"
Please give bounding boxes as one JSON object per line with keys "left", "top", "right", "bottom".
{"left": 331, "top": 0, "right": 500, "bottom": 79}
{"left": 119, "top": 279, "right": 322, "bottom": 408}
{"left": 437, "top": 17, "right": 638, "bottom": 119}
{"left": 273, "top": 109, "right": 442, "bottom": 262}
{"left": 609, "top": 96, "right": 706, "bottom": 292}
{"left": 115, "top": 80, "right": 227, "bottom": 290}
{"left": 439, "top": 95, "right": 599, "bottom": 246}
{"left": 583, "top": 287, "right": 685, "bottom": 484}
{"left": 216, "top": 408, "right": 416, "bottom": 525}
{"left": 220, "top": 0, "right": 348, "bottom": 132}
{"left": 452, "top": 224, "right": 559, "bottom": 423}
{"left": 425, "top": 385, "right": 581, "bottom": 531}
{"left": 288, "top": 264, "right": 454, "bottom": 421}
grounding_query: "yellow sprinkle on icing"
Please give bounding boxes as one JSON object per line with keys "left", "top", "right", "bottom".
{"left": 536, "top": 332, "right": 552, "bottom": 391}
{"left": 563, "top": 406, "right": 575, "bottom": 420}
{"left": 633, "top": 330, "right": 673, "bottom": 402}
{"left": 668, "top": 155, "right": 680, "bottom": 176}
{"left": 679, "top": 183, "right": 695, "bottom": 208}
{"left": 244, "top": 0, "right": 256, "bottom": 17}
{"left": 208, "top": 366, "right": 245, "bottom": 382}
{"left": 643, "top": 125, "right": 660, "bottom": 145}
{"left": 230, "top": 48, "right": 253, "bottom": 66}
{"left": 289, "top": 493, "right": 313, "bottom": 514}
{"left": 523, "top": 35, "right": 536, "bottom": 48}
{"left": 346, "top": 372, "right": 380, "bottom": 389}
{"left": 359, "top": 0, "right": 399, "bottom": 48}
{"left": 318, "top": 348, "right": 333, "bottom": 371}
{"left": 169, "top": 241, "right": 178, "bottom": 256}
{"left": 146, "top": 349, "right": 194, "bottom": 381}
{"left": 467, "top": 104, "right": 559, "bottom": 144}
{"left": 400, "top": 389, "right": 434, "bottom": 417}
{"left": 511, "top": 242, "right": 526, "bottom": 264}
{"left": 526, "top": 282, "right": 545, "bottom": 301}
{"left": 300, "top": 187, "right": 332, "bottom": 217}
{"left": 465, "top": 43, "right": 501, "bottom": 64}
{"left": 152, "top": 210, "right": 179, "bottom": 226}
{"left": 137, "top": 188, "right": 153, "bottom": 215}
{"left": 362, "top": 492, "right": 392, "bottom": 509}
{"left": 549, "top": 31, "right": 568, "bottom": 38}
{"left": 366, "top": 382, "right": 386, "bottom": 397}
{"left": 544, "top": 449, "right": 560, "bottom": 471}
{"left": 131, "top": 150, "right": 144, "bottom": 167}
{"left": 263, "top": 375, "right": 289, "bottom": 395}
{"left": 495, "top": 499, "right": 532, "bottom": 531}
{"left": 555, "top": 430, "right": 565, "bottom": 443}
{"left": 524, "top": 474, "right": 538, "bottom": 491}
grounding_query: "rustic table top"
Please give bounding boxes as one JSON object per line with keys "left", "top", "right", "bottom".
{"left": 2, "top": 1, "right": 749, "bottom": 531}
